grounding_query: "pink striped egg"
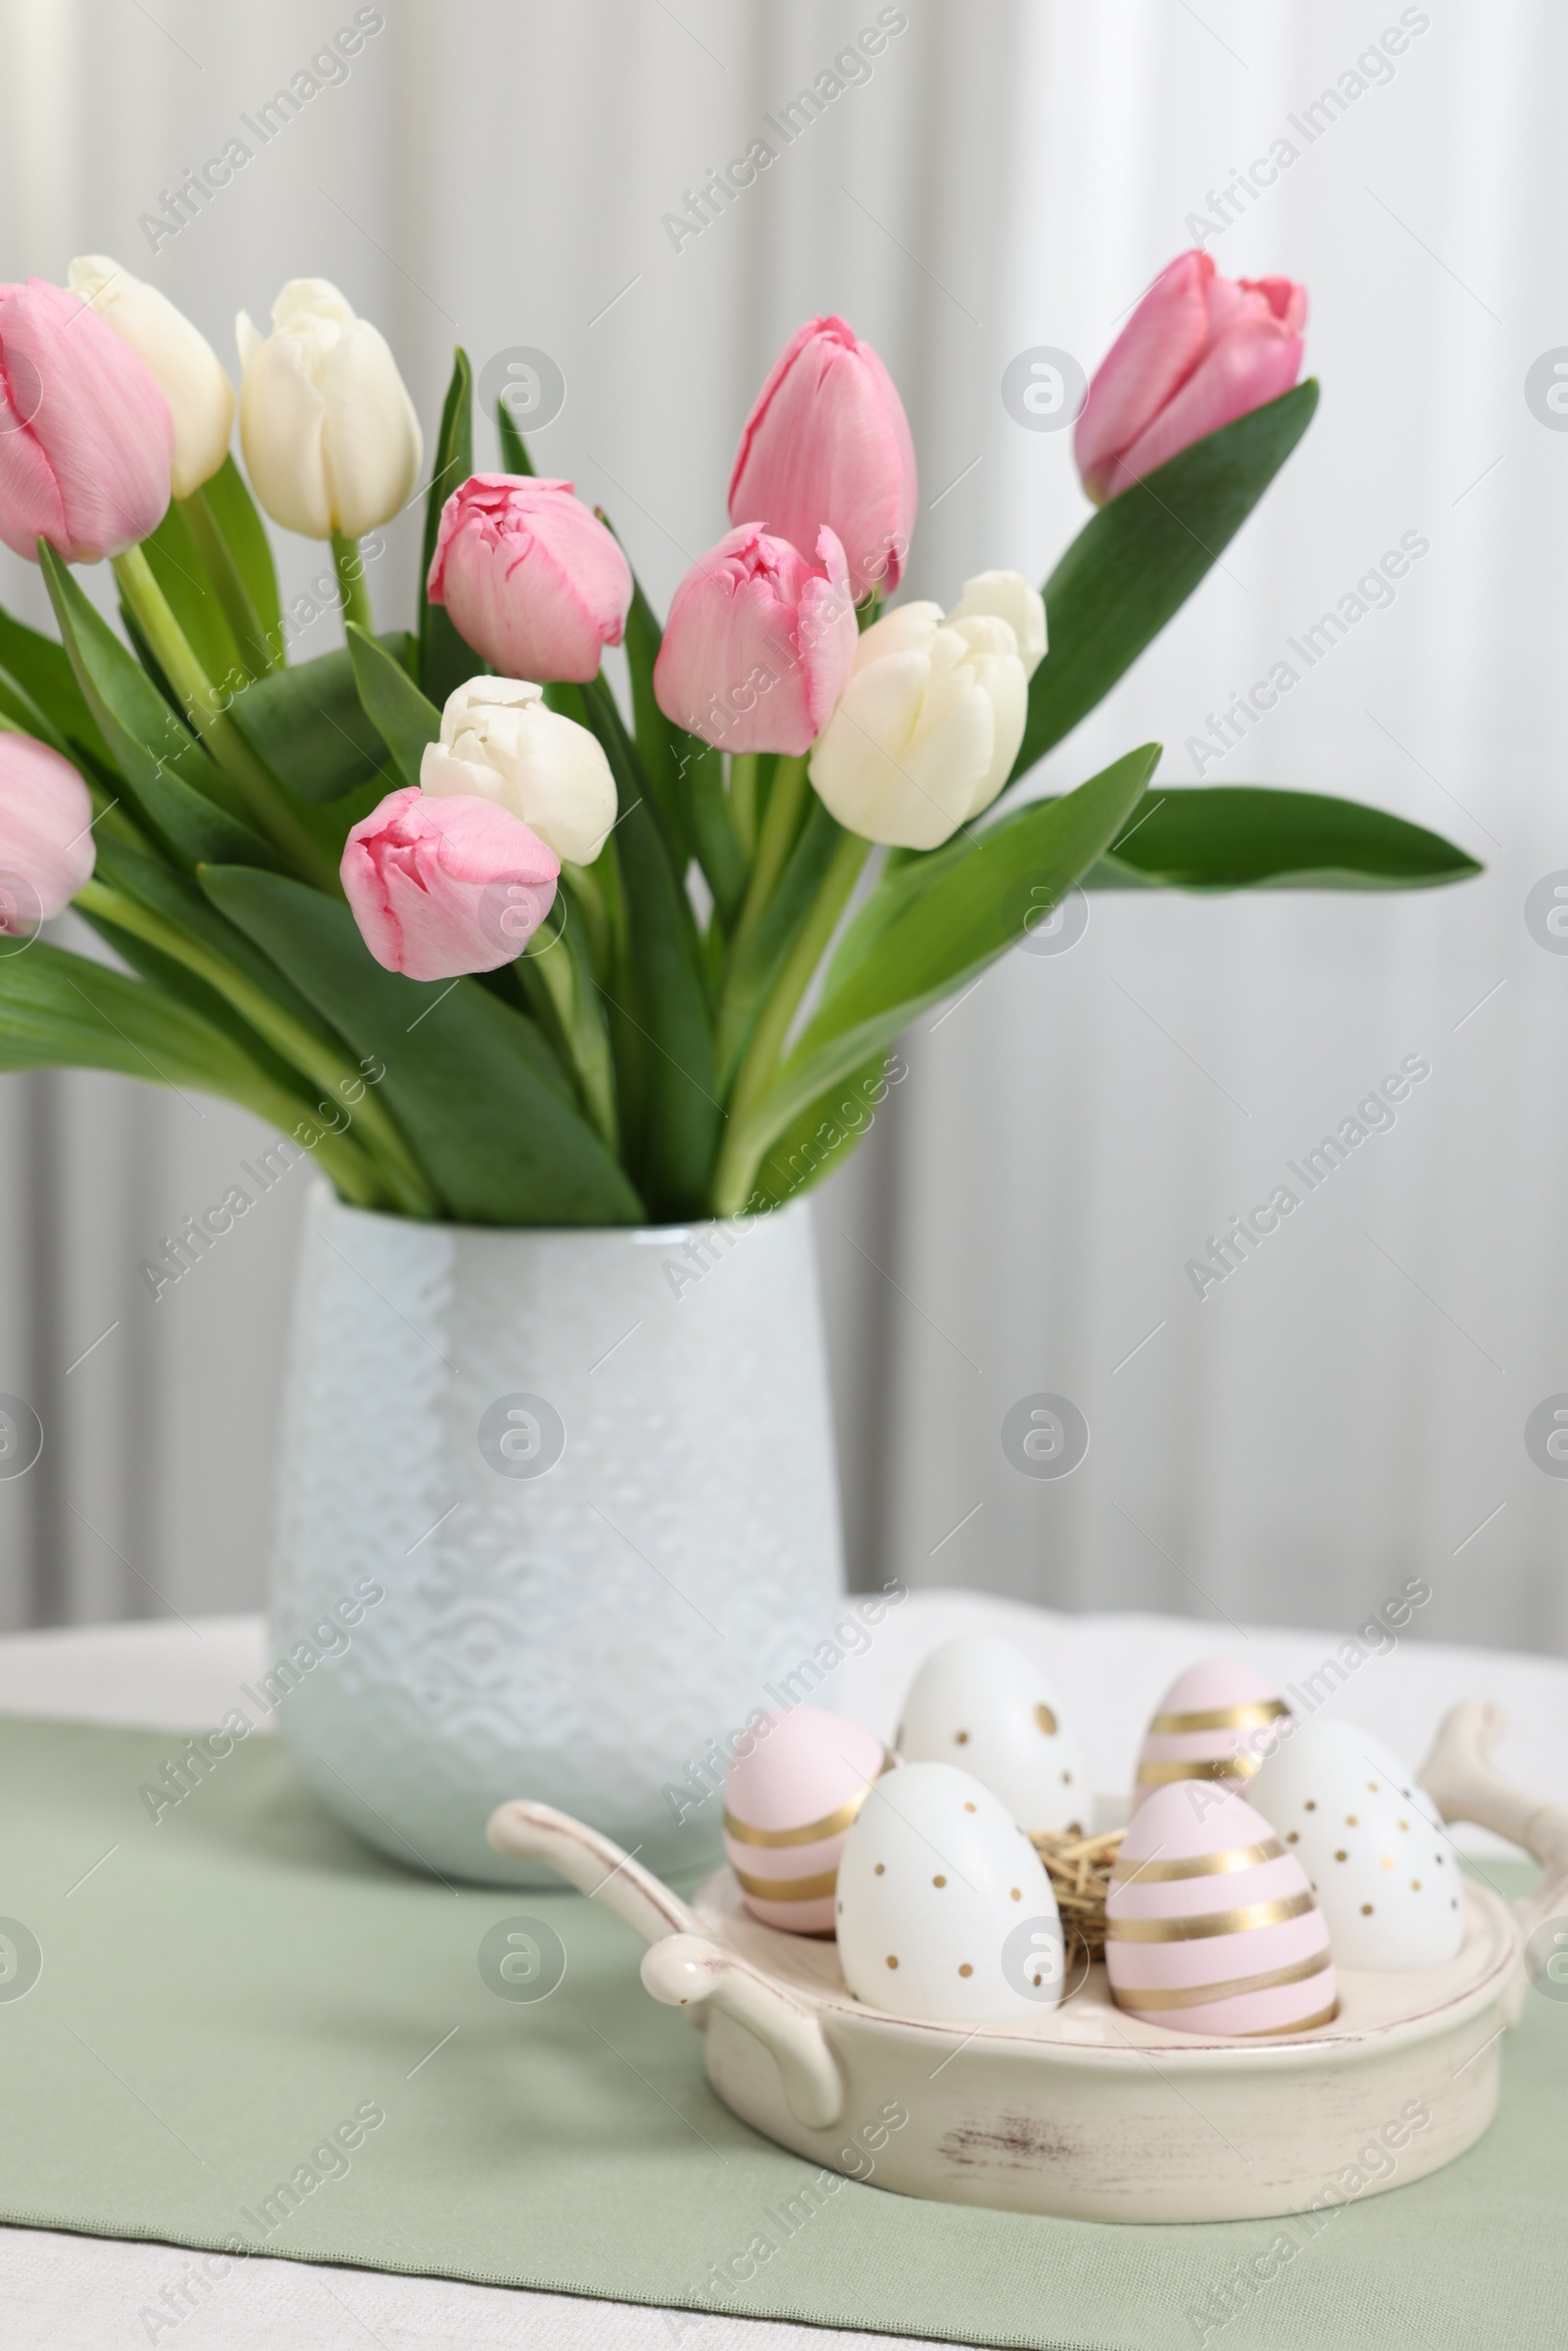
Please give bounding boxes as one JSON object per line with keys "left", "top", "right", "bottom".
{"left": 1132, "top": 1658, "right": 1291, "bottom": 1813}
{"left": 723, "top": 1705, "right": 891, "bottom": 1935}
{"left": 1106, "top": 1783, "right": 1337, "bottom": 2037}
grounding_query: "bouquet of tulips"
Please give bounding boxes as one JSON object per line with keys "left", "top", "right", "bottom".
{"left": 0, "top": 250, "right": 1476, "bottom": 1225}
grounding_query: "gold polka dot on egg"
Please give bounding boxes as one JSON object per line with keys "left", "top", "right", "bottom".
{"left": 1035, "top": 1704, "right": 1057, "bottom": 1735}
{"left": 958, "top": 1963, "right": 973, "bottom": 1978}
{"left": 932, "top": 1875, "right": 946, "bottom": 1887}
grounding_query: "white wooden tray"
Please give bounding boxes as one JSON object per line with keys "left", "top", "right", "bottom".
{"left": 487, "top": 1700, "right": 1567, "bottom": 2223}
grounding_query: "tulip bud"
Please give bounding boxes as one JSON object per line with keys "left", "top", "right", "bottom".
{"left": 0, "top": 278, "right": 172, "bottom": 563}
{"left": 425, "top": 475, "right": 632, "bottom": 685}
{"left": 728, "top": 315, "right": 917, "bottom": 600}
{"left": 653, "top": 523, "right": 857, "bottom": 756}
{"left": 418, "top": 676, "right": 617, "bottom": 867}
{"left": 235, "top": 278, "right": 421, "bottom": 539}
{"left": 1076, "top": 250, "right": 1307, "bottom": 503}
{"left": 67, "top": 256, "right": 234, "bottom": 500}
{"left": 341, "top": 785, "right": 559, "bottom": 984}
{"left": 0, "top": 731, "right": 96, "bottom": 936}
{"left": 808, "top": 572, "right": 1045, "bottom": 851}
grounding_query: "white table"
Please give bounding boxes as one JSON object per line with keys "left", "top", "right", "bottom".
{"left": 1, "top": 1593, "right": 1562, "bottom": 2351}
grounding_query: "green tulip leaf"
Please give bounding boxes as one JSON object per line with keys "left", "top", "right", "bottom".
{"left": 195, "top": 454, "right": 284, "bottom": 655}
{"left": 0, "top": 659, "right": 81, "bottom": 763}
{"left": 619, "top": 567, "right": 691, "bottom": 863}
{"left": 747, "top": 1046, "right": 901, "bottom": 1210}
{"left": 0, "top": 937, "right": 274, "bottom": 1100}
{"left": 346, "top": 624, "right": 442, "bottom": 792}
{"left": 419, "top": 346, "right": 483, "bottom": 706}
{"left": 579, "top": 674, "right": 718, "bottom": 1217}
{"left": 1078, "top": 784, "right": 1483, "bottom": 890}
{"left": 200, "top": 862, "right": 646, "bottom": 1226}
{"left": 496, "top": 400, "right": 534, "bottom": 476}
{"left": 230, "top": 633, "right": 416, "bottom": 802}
{"left": 137, "top": 498, "right": 247, "bottom": 695}
{"left": 717, "top": 798, "right": 844, "bottom": 1086}
{"left": 1012, "top": 381, "right": 1319, "bottom": 784}
{"left": 748, "top": 743, "right": 1159, "bottom": 1164}
{"left": 0, "top": 600, "right": 118, "bottom": 776}
{"left": 39, "top": 546, "right": 285, "bottom": 873}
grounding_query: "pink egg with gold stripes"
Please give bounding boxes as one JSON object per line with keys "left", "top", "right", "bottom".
{"left": 1132, "top": 1658, "right": 1292, "bottom": 1813}
{"left": 723, "top": 1706, "right": 893, "bottom": 1935}
{"left": 1106, "top": 1784, "right": 1337, "bottom": 2037}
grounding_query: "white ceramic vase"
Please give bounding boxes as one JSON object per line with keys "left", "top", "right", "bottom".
{"left": 268, "top": 1183, "right": 846, "bottom": 1886}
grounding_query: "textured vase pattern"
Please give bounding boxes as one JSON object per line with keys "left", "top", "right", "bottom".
{"left": 269, "top": 1187, "right": 846, "bottom": 1885}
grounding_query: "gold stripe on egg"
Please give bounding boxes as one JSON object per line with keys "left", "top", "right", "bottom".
{"left": 1105, "top": 1888, "right": 1315, "bottom": 1941}
{"left": 1112, "top": 1950, "right": 1333, "bottom": 2010}
{"left": 1146, "top": 1699, "right": 1289, "bottom": 1735}
{"left": 1111, "top": 1837, "right": 1285, "bottom": 1883}
{"left": 1239, "top": 1998, "right": 1340, "bottom": 2036}
{"left": 723, "top": 1747, "right": 893, "bottom": 1848}
{"left": 730, "top": 1863, "right": 840, "bottom": 1903}
{"left": 1135, "top": 1753, "right": 1263, "bottom": 1786}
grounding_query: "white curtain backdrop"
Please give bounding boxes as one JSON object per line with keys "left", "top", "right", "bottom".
{"left": 1, "top": 0, "right": 1563, "bottom": 1654}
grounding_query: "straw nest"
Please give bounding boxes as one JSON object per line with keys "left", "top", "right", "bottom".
{"left": 1030, "top": 1827, "right": 1124, "bottom": 1962}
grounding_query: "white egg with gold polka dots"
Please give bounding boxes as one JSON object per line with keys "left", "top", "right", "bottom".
{"left": 835, "top": 1762, "right": 1064, "bottom": 2022}
{"left": 895, "top": 1634, "right": 1088, "bottom": 1836}
{"left": 1248, "top": 1719, "right": 1463, "bottom": 1969}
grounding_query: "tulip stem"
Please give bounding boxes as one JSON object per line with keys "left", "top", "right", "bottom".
{"left": 515, "top": 908, "right": 619, "bottom": 1155}
{"left": 76, "top": 875, "right": 438, "bottom": 1217}
{"left": 711, "top": 827, "right": 870, "bottom": 1216}
{"left": 177, "top": 489, "right": 279, "bottom": 678}
{"left": 728, "top": 754, "right": 760, "bottom": 857}
{"left": 725, "top": 754, "right": 808, "bottom": 968}
{"left": 112, "top": 547, "right": 341, "bottom": 895}
{"left": 331, "top": 531, "right": 375, "bottom": 638}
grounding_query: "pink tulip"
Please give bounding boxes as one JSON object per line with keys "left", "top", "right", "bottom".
{"left": 341, "top": 786, "right": 560, "bottom": 984}
{"left": 425, "top": 474, "right": 632, "bottom": 684}
{"left": 1075, "top": 251, "right": 1307, "bottom": 504}
{"left": 653, "top": 523, "right": 857, "bottom": 755}
{"left": 0, "top": 278, "right": 173, "bottom": 563}
{"left": 728, "top": 316, "right": 917, "bottom": 601}
{"left": 0, "top": 732, "right": 96, "bottom": 936}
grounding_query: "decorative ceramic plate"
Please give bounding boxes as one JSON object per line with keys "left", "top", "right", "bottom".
{"left": 488, "top": 1700, "right": 1567, "bottom": 2222}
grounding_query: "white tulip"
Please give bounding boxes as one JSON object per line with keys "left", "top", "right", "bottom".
{"left": 808, "top": 571, "right": 1045, "bottom": 850}
{"left": 419, "top": 676, "right": 617, "bottom": 867}
{"left": 68, "top": 254, "right": 234, "bottom": 500}
{"left": 946, "top": 568, "right": 1048, "bottom": 675}
{"left": 235, "top": 278, "right": 420, "bottom": 540}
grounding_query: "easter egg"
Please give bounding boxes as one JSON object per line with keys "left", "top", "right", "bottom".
{"left": 896, "top": 1633, "right": 1087, "bottom": 1836}
{"left": 1133, "top": 1659, "right": 1291, "bottom": 1812}
{"left": 1105, "top": 1782, "right": 1337, "bottom": 2036}
{"left": 723, "top": 1705, "right": 891, "bottom": 1934}
{"left": 836, "top": 1761, "right": 1065, "bottom": 2022}
{"left": 1248, "top": 1719, "right": 1463, "bottom": 1968}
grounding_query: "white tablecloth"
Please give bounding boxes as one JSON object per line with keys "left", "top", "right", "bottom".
{"left": 1, "top": 1593, "right": 1562, "bottom": 2350}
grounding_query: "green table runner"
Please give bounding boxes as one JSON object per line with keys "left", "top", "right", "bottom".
{"left": 0, "top": 1716, "right": 1560, "bottom": 2349}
